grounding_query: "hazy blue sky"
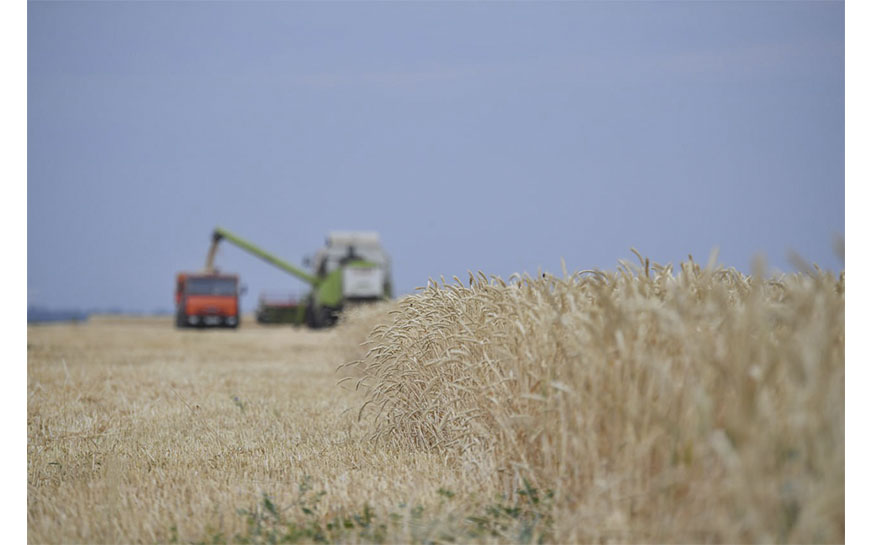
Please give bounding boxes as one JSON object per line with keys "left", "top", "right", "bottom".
{"left": 27, "top": 1, "right": 844, "bottom": 313}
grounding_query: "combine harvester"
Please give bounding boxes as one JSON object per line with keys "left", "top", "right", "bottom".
{"left": 205, "top": 227, "right": 392, "bottom": 328}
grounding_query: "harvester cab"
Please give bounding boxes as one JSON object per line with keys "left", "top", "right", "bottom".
{"left": 312, "top": 231, "right": 392, "bottom": 303}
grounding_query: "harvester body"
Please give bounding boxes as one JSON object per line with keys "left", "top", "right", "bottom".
{"left": 206, "top": 227, "right": 391, "bottom": 328}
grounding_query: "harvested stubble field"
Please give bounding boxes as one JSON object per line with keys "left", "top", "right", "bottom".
{"left": 28, "top": 255, "right": 844, "bottom": 544}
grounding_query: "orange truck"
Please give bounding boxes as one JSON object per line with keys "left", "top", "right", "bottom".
{"left": 175, "top": 272, "right": 241, "bottom": 328}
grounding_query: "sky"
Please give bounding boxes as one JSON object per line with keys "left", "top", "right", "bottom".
{"left": 27, "top": 1, "right": 845, "bottom": 313}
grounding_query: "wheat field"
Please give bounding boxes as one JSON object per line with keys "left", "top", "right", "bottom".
{"left": 27, "top": 255, "right": 844, "bottom": 544}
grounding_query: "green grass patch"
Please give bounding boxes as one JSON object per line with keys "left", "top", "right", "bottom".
{"left": 174, "top": 478, "right": 554, "bottom": 545}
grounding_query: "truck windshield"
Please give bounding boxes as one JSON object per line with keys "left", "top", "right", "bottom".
{"left": 186, "top": 277, "right": 237, "bottom": 296}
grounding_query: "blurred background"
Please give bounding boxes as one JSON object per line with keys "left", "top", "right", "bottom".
{"left": 27, "top": 1, "right": 844, "bottom": 315}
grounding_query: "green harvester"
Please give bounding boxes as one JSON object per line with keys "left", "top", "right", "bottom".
{"left": 205, "top": 227, "right": 392, "bottom": 328}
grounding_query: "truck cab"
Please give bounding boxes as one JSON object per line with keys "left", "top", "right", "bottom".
{"left": 175, "top": 272, "right": 240, "bottom": 328}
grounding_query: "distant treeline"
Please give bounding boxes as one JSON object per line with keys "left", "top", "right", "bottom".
{"left": 27, "top": 307, "right": 173, "bottom": 323}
